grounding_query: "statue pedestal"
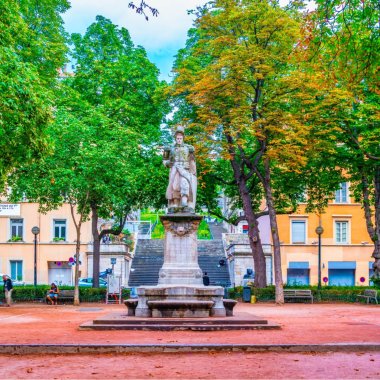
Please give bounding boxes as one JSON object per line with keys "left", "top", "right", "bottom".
{"left": 158, "top": 214, "right": 203, "bottom": 285}
{"left": 135, "top": 213, "right": 226, "bottom": 318}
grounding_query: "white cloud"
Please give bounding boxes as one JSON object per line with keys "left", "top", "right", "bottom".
{"left": 63, "top": 1, "right": 206, "bottom": 79}
{"left": 63, "top": 0, "right": 316, "bottom": 80}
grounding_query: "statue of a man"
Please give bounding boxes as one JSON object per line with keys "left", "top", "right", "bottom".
{"left": 163, "top": 126, "right": 197, "bottom": 213}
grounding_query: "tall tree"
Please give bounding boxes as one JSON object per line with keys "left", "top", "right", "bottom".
{"left": 70, "top": 16, "right": 168, "bottom": 286}
{"left": 304, "top": 0, "right": 380, "bottom": 278}
{"left": 171, "top": 1, "right": 312, "bottom": 300}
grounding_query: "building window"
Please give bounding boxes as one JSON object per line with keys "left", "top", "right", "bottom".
{"left": 10, "top": 219, "right": 23, "bottom": 239}
{"left": 10, "top": 260, "right": 23, "bottom": 281}
{"left": 335, "top": 182, "right": 348, "bottom": 203}
{"left": 335, "top": 221, "right": 349, "bottom": 243}
{"left": 291, "top": 220, "right": 306, "bottom": 244}
{"left": 54, "top": 219, "right": 66, "bottom": 240}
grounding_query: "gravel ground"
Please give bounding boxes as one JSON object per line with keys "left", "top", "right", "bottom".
{"left": 0, "top": 302, "right": 379, "bottom": 379}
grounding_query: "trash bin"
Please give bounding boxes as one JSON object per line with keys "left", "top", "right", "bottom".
{"left": 243, "top": 286, "right": 251, "bottom": 302}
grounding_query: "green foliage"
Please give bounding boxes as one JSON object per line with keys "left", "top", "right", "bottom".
{"left": 305, "top": 0, "right": 380, "bottom": 275}
{"left": 0, "top": 0, "right": 69, "bottom": 192}
{"left": 53, "top": 237, "right": 65, "bottom": 242}
{"left": 197, "top": 220, "right": 211, "bottom": 240}
{"left": 151, "top": 222, "right": 165, "bottom": 239}
{"left": 227, "top": 285, "right": 377, "bottom": 303}
{"left": 11, "top": 285, "right": 130, "bottom": 302}
{"left": 371, "top": 277, "right": 380, "bottom": 288}
{"left": 8, "top": 236, "right": 23, "bottom": 242}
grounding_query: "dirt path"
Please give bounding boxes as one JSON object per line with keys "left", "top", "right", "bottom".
{"left": 0, "top": 303, "right": 379, "bottom": 345}
{"left": 1, "top": 352, "right": 379, "bottom": 379}
{"left": 1, "top": 302, "right": 379, "bottom": 379}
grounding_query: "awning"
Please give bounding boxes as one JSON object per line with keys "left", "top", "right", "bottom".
{"left": 328, "top": 261, "right": 356, "bottom": 269}
{"left": 289, "top": 261, "right": 309, "bottom": 269}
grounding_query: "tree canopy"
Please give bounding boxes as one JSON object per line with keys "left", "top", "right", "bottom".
{"left": 0, "top": 0, "right": 69, "bottom": 191}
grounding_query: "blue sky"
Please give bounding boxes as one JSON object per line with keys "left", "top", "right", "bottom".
{"left": 62, "top": 0, "right": 207, "bottom": 81}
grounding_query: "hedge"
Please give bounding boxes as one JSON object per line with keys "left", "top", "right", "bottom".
{"left": 227, "top": 285, "right": 379, "bottom": 303}
{"left": 9, "top": 285, "right": 130, "bottom": 302}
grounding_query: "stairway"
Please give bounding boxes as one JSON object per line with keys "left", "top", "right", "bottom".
{"left": 128, "top": 239, "right": 231, "bottom": 287}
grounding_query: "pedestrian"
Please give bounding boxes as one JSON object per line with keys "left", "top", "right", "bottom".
{"left": 46, "top": 282, "right": 59, "bottom": 305}
{"left": 3, "top": 275, "right": 13, "bottom": 306}
{"left": 202, "top": 272, "right": 210, "bottom": 286}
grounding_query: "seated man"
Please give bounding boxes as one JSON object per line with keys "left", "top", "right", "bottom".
{"left": 46, "top": 282, "right": 59, "bottom": 305}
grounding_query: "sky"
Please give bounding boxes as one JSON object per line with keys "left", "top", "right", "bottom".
{"left": 62, "top": 0, "right": 208, "bottom": 81}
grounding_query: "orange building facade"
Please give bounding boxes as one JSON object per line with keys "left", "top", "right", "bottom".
{"left": 276, "top": 182, "right": 374, "bottom": 286}
{"left": 0, "top": 202, "right": 93, "bottom": 285}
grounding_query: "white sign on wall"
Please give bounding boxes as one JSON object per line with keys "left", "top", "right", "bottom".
{"left": 0, "top": 204, "right": 21, "bottom": 216}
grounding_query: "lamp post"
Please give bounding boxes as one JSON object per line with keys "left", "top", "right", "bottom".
{"left": 315, "top": 225, "right": 324, "bottom": 291}
{"left": 31, "top": 226, "right": 40, "bottom": 286}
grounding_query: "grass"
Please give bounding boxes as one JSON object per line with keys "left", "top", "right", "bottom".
{"left": 140, "top": 210, "right": 212, "bottom": 240}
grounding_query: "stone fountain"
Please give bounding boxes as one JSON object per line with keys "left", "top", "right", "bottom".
{"left": 80, "top": 126, "right": 280, "bottom": 330}
{"left": 134, "top": 126, "right": 225, "bottom": 318}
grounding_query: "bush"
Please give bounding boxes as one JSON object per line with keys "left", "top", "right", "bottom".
{"left": 198, "top": 220, "right": 211, "bottom": 239}
{"left": 370, "top": 276, "right": 380, "bottom": 288}
{"left": 226, "top": 285, "right": 376, "bottom": 303}
{"left": 11, "top": 285, "right": 130, "bottom": 302}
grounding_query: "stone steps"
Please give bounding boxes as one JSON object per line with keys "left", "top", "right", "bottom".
{"left": 80, "top": 323, "right": 280, "bottom": 331}
{"left": 80, "top": 313, "right": 280, "bottom": 331}
{"left": 128, "top": 238, "right": 231, "bottom": 287}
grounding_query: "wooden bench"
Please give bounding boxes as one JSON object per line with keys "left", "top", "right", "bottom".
{"left": 284, "top": 289, "right": 313, "bottom": 304}
{"left": 46, "top": 289, "right": 75, "bottom": 304}
{"left": 356, "top": 289, "right": 378, "bottom": 304}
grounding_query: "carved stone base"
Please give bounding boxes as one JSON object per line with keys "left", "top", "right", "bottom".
{"left": 158, "top": 214, "right": 203, "bottom": 286}
{"left": 135, "top": 285, "right": 226, "bottom": 318}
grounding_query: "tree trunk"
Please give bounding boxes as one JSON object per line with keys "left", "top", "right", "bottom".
{"left": 91, "top": 204, "right": 101, "bottom": 288}
{"left": 239, "top": 184, "right": 267, "bottom": 288}
{"left": 264, "top": 158, "right": 284, "bottom": 304}
{"left": 372, "top": 167, "right": 380, "bottom": 278}
{"left": 360, "top": 169, "right": 380, "bottom": 279}
{"left": 230, "top": 160, "right": 267, "bottom": 287}
{"left": 73, "top": 227, "right": 81, "bottom": 306}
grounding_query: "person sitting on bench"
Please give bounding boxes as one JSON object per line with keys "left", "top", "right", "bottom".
{"left": 47, "top": 283, "right": 59, "bottom": 305}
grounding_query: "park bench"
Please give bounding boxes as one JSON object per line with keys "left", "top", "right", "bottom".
{"left": 283, "top": 289, "right": 313, "bottom": 304}
{"left": 356, "top": 289, "right": 378, "bottom": 304}
{"left": 45, "top": 289, "right": 75, "bottom": 304}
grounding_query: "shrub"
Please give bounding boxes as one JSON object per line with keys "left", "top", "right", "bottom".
{"left": 11, "top": 285, "right": 130, "bottom": 302}
{"left": 370, "top": 276, "right": 380, "bottom": 288}
{"left": 226, "top": 285, "right": 376, "bottom": 303}
{"left": 197, "top": 220, "right": 211, "bottom": 240}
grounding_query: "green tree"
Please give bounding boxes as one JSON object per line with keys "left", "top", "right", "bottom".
{"left": 305, "top": 0, "right": 380, "bottom": 277}
{"left": 171, "top": 1, "right": 313, "bottom": 301}
{"left": 0, "top": 0, "right": 69, "bottom": 191}
{"left": 70, "top": 16, "right": 168, "bottom": 286}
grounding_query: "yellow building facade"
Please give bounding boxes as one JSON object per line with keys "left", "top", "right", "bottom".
{"left": 0, "top": 202, "right": 92, "bottom": 285}
{"left": 277, "top": 183, "right": 374, "bottom": 286}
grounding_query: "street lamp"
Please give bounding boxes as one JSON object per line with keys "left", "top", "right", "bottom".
{"left": 31, "top": 226, "right": 40, "bottom": 286}
{"left": 315, "top": 225, "right": 324, "bottom": 291}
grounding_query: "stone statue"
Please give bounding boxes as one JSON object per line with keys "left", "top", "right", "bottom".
{"left": 163, "top": 126, "right": 197, "bottom": 213}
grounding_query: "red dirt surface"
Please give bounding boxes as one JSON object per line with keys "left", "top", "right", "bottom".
{"left": 1, "top": 352, "right": 379, "bottom": 379}
{"left": 0, "top": 302, "right": 379, "bottom": 379}
{"left": 0, "top": 302, "right": 379, "bottom": 345}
